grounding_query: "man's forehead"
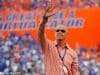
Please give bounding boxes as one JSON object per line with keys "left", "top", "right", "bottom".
{"left": 56, "top": 24, "right": 66, "bottom": 30}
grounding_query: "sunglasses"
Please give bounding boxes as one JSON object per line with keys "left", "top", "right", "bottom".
{"left": 56, "top": 29, "right": 66, "bottom": 33}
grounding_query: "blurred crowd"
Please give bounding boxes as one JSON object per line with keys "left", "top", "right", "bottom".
{"left": 0, "top": 0, "right": 100, "bottom": 10}
{"left": 0, "top": 0, "right": 99, "bottom": 75}
{"left": 0, "top": 32, "right": 99, "bottom": 75}
{"left": 0, "top": 32, "right": 45, "bottom": 75}
{"left": 77, "top": 44, "right": 100, "bottom": 75}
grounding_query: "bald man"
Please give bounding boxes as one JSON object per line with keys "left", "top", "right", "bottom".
{"left": 38, "top": 5, "right": 80, "bottom": 75}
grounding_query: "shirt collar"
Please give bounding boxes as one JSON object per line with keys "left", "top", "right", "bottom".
{"left": 54, "top": 41, "right": 68, "bottom": 49}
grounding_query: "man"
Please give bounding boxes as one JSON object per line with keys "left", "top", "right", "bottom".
{"left": 38, "top": 4, "right": 80, "bottom": 75}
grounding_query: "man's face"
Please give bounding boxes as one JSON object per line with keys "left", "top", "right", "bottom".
{"left": 55, "top": 25, "right": 67, "bottom": 41}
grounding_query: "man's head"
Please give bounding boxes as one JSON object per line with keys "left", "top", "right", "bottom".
{"left": 55, "top": 24, "right": 67, "bottom": 41}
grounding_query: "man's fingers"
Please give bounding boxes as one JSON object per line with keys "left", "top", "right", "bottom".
{"left": 48, "top": 2, "right": 53, "bottom": 8}
{"left": 43, "top": 2, "right": 55, "bottom": 18}
{"left": 47, "top": 13, "right": 55, "bottom": 17}
{"left": 45, "top": 7, "right": 49, "bottom": 12}
{"left": 45, "top": 2, "right": 55, "bottom": 12}
{"left": 47, "top": 5, "right": 55, "bottom": 11}
{"left": 50, "top": 6, "right": 55, "bottom": 11}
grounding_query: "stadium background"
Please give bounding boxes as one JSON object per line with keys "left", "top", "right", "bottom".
{"left": 0, "top": 0, "right": 100, "bottom": 75}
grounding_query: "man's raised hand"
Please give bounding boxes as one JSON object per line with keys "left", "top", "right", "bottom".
{"left": 43, "top": 3, "right": 55, "bottom": 19}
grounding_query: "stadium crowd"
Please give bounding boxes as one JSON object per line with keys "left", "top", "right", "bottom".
{"left": 0, "top": 0, "right": 100, "bottom": 75}
{"left": 0, "top": 32, "right": 99, "bottom": 75}
{"left": 0, "top": 0, "right": 100, "bottom": 10}
{"left": 0, "top": 32, "right": 45, "bottom": 75}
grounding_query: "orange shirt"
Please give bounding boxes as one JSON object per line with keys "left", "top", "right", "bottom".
{"left": 42, "top": 39, "right": 80, "bottom": 75}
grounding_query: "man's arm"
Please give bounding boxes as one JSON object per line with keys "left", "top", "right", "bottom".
{"left": 38, "top": 16, "right": 48, "bottom": 53}
{"left": 38, "top": 4, "right": 55, "bottom": 53}
{"left": 71, "top": 51, "right": 80, "bottom": 75}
